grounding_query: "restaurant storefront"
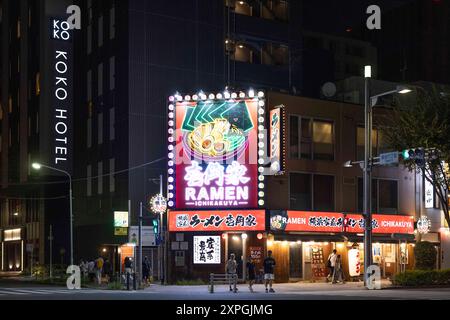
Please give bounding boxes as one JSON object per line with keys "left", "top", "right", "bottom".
{"left": 268, "top": 211, "right": 416, "bottom": 283}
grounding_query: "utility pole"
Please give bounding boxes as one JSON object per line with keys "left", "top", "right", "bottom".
{"left": 49, "top": 225, "right": 53, "bottom": 279}
{"left": 138, "top": 202, "right": 143, "bottom": 288}
{"left": 159, "top": 174, "right": 164, "bottom": 284}
{"left": 364, "top": 67, "right": 373, "bottom": 286}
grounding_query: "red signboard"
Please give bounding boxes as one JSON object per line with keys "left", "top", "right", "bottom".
{"left": 171, "top": 97, "right": 261, "bottom": 210}
{"left": 169, "top": 210, "right": 266, "bottom": 232}
{"left": 270, "top": 211, "right": 414, "bottom": 234}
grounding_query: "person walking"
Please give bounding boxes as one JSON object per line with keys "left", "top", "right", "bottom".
{"left": 332, "top": 255, "right": 345, "bottom": 284}
{"left": 87, "top": 260, "right": 95, "bottom": 282}
{"left": 225, "top": 253, "right": 238, "bottom": 292}
{"left": 79, "top": 259, "right": 87, "bottom": 279}
{"left": 95, "top": 256, "right": 104, "bottom": 285}
{"left": 326, "top": 249, "right": 337, "bottom": 282}
{"left": 263, "top": 250, "right": 276, "bottom": 293}
{"left": 246, "top": 256, "right": 256, "bottom": 292}
{"left": 124, "top": 256, "right": 133, "bottom": 287}
{"left": 142, "top": 256, "right": 151, "bottom": 285}
{"left": 103, "top": 258, "right": 112, "bottom": 284}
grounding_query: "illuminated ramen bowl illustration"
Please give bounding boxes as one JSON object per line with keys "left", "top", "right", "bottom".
{"left": 184, "top": 119, "right": 247, "bottom": 161}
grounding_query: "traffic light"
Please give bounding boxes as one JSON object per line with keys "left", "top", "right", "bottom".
{"left": 152, "top": 219, "right": 159, "bottom": 235}
{"left": 401, "top": 148, "right": 425, "bottom": 167}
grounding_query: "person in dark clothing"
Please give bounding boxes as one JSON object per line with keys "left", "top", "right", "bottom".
{"left": 103, "top": 258, "right": 112, "bottom": 283}
{"left": 263, "top": 250, "right": 276, "bottom": 293}
{"left": 246, "top": 257, "right": 256, "bottom": 292}
{"left": 142, "top": 256, "right": 151, "bottom": 284}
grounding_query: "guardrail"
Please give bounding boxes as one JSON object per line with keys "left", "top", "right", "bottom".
{"left": 209, "top": 273, "right": 237, "bottom": 293}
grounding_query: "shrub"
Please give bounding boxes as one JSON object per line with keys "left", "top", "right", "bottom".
{"left": 392, "top": 269, "right": 450, "bottom": 286}
{"left": 107, "top": 282, "right": 123, "bottom": 290}
{"left": 414, "top": 241, "right": 437, "bottom": 270}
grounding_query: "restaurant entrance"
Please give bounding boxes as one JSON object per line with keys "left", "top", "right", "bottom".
{"left": 289, "top": 242, "right": 302, "bottom": 280}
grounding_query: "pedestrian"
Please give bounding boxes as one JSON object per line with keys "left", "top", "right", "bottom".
{"left": 225, "top": 253, "right": 238, "bottom": 292}
{"left": 79, "top": 259, "right": 87, "bottom": 279}
{"left": 332, "top": 255, "right": 345, "bottom": 284}
{"left": 103, "top": 258, "right": 112, "bottom": 284}
{"left": 142, "top": 256, "right": 151, "bottom": 285}
{"left": 326, "top": 249, "right": 337, "bottom": 282}
{"left": 124, "top": 257, "right": 133, "bottom": 275}
{"left": 246, "top": 256, "right": 256, "bottom": 292}
{"left": 87, "top": 260, "right": 95, "bottom": 282}
{"left": 263, "top": 250, "right": 276, "bottom": 293}
{"left": 95, "top": 256, "right": 104, "bottom": 285}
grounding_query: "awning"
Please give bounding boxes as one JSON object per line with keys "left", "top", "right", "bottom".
{"left": 273, "top": 232, "right": 416, "bottom": 243}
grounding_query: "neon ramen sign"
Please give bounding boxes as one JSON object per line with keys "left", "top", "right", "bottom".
{"left": 184, "top": 161, "right": 251, "bottom": 207}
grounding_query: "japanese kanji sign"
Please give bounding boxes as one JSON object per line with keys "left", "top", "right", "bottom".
{"left": 168, "top": 210, "right": 265, "bottom": 232}
{"left": 270, "top": 211, "right": 414, "bottom": 234}
{"left": 172, "top": 98, "right": 259, "bottom": 209}
{"left": 193, "top": 236, "right": 221, "bottom": 264}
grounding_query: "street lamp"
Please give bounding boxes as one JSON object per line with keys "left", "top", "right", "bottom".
{"left": 32, "top": 162, "right": 74, "bottom": 267}
{"left": 361, "top": 66, "right": 411, "bottom": 287}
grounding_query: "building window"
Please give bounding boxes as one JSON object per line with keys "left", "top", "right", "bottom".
{"left": 87, "top": 118, "right": 92, "bottom": 148}
{"left": 87, "top": 165, "right": 92, "bottom": 196}
{"left": 98, "top": 162, "right": 103, "bottom": 195}
{"left": 109, "top": 107, "right": 115, "bottom": 141}
{"left": 232, "top": 43, "right": 253, "bottom": 63}
{"left": 356, "top": 126, "right": 390, "bottom": 160}
{"left": 290, "top": 116, "right": 334, "bottom": 161}
{"left": 290, "top": 173, "right": 335, "bottom": 211}
{"left": 262, "top": 43, "right": 289, "bottom": 66}
{"left": 110, "top": 5, "right": 115, "bottom": 39}
{"left": 98, "top": 15, "right": 103, "bottom": 47}
{"left": 109, "top": 56, "right": 115, "bottom": 90}
{"left": 98, "top": 63, "right": 103, "bottom": 96}
{"left": 98, "top": 113, "right": 103, "bottom": 145}
{"left": 357, "top": 178, "right": 398, "bottom": 214}
{"left": 109, "top": 158, "right": 115, "bottom": 193}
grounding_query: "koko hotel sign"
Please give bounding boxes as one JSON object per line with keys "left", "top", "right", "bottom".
{"left": 49, "top": 17, "right": 73, "bottom": 172}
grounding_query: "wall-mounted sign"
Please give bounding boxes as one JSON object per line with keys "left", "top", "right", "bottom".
{"left": 417, "top": 216, "right": 431, "bottom": 234}
{"left": 193, "top": 236, "right": 221, "bottom": 264}
{"left": 424, "top": 177, "right": 434, "bottom": 209}
{"left": 114, "top": 228, "right": 128, "bottom": 236}
{"left": 249, "top": 247, "right": 263, "bottom": 264}
{"left": 270, "top": 211, "right": 415, "bottom": 234}
{"left": 168, "top": 93, "right": 266, "bottom": 210}
{"left": 168, "top": 210, "right": 266, "bottom": 232}
{"left": 50, "top": 17, "right": 73, "bottom": 173}
{"left": 4, "top": 228, "right": 22, "bottom": 242}
{"left": 269, "top": 107, "right": 284, "bottom": 175}
{"left": 114, "top": 211, "right": 129, "bottom": 228}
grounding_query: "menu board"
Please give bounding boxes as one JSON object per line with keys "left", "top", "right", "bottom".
{"left": 310, "top": 247, "right": 327, "bottom": 279}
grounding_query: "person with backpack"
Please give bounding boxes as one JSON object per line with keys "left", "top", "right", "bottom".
{"left": 246, "top": 256, "right": 256, "bottom": 293}
{"left": 225, "top": 253, "right": 238, "bottom": 292}
{"left": 95, "top": 256, "right": 104, "bottom": 285}
{"left": 326, "top": 249, "right": 337, "bottom": 282}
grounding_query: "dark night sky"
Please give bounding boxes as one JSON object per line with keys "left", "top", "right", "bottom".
{"left": 302, "top": 0, "right": 417, "bottom": 35}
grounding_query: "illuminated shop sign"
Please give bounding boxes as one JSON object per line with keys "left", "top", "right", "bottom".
{"left": 167, "top": 91, "right": 266, "bottom": 209}
{"left": 50, "top": 17, "right": 73, "bottom": 172}
{"left": 269, "top": 107, "right": 285, "bottom": 175}
{"left": 193, "top": 236, "right": 221, "bottom": 264}
{"left": 270, "top": 211, "right": 414, "bottom": 234}
{"left": 168, "top": 210, "right": 266, "bottom": 232}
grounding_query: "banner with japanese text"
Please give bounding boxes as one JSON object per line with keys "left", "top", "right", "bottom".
{"left": 169, "top": 210, "right": 265, "bottom": 232}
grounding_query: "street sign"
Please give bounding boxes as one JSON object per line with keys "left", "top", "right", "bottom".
{"left": 128, "top": 226, "right": 156, "bottom": 246}
{"left": 380, "top": 152, "right": 399, "bottom": 166}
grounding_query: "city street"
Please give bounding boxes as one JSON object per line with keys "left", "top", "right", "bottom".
{"left": 0, "top": 282, "right": 449, "bottom": 300}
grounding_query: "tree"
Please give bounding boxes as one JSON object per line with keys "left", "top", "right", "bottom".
{"left": 381, "top": 88, "right": 450, "bottom": 229}
{"left": 414, "top": 241, "right": 437, "bottom": 270}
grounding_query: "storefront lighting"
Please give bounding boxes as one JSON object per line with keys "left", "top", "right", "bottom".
{"left": 258, "top": 175, "right": 264, "bottom": 181}
{"left": 168, "top": 177, "right": 174, "bottom": 183}
{"left": 258, "top": 108, "right": 265, "bottom": 115}
{"left": 258, "top": 91, "right": 265, "bottom": 98}
{"left": 102, "top": 248, "right": 107, "bottom": 253}
{"left": 282, "top": 240, "right": 289, "bottom": 246}
{"left": 222, "top": 233, "right": 228, "bottom": 240}
{"left": 168, "top": 112, "right": 174, "bottom": 119}
{"left": 267, "top": 240, "right": 273, "bottom": 246}
{"left": 258, "top": 183, "right": 264, "bottom": 189}
{"left": 168, "top": 153, "right": 174, "bottom": 159}
{"left": 248, "top": 89, "right": 255, "bottom": 98}
{"left": 232, "top": 235, "right": 240, "bottom": 242}
{"left": 224, "top": 91, "right": 231, "bottom": 99}
{"left": 231, "top": 92, "right": 238, "bottom": 99}
{"left": 209, "top": 94, "right": 215, "bottom": 100}
{"left": 258, "top": 142, "right": 264, "bottom": 148}
{"left": 185, "top": 95, "right": 191, "bottom": 101}
{"left": 258, "top": 150, "right": 264, "bottom": 157}
{"left": 168, "top": 128, "right": 174, "bottom": 134}
{"left": 257, "top": 233, "right": 263, "bottom": 240}
{"left": 258, "top": 101, "right": 265, "bottom": 107}
{"left": 258, "top": 117, "right": 264, "bottom": 123}
{"left": 200, "top": 93, "right": 207, "bottom": 100}
{"left": 258, "top": 125, "right": 264, "bottom": 131}
{"left": 216, "top": 93, "right": 223, "bottom": 100}
{"left": 176, "top": 95, "right": 183, "bottom": 102}
{"left": 297, "top": 241, "right": 302, "bottom": 244}
{"left": 168, "top": 185, "right": 174, "bottom": 190}
{"left": 258, "top": 133, "right": 264, "bottom": 139}
{"left": 192, "top": 95, "right": 198, "bottom": 101}
{"left": 258, "top": 200, "right": 265, "bottom": 206}
{"left": 168, "top": 160, "right": 174, "bottom": 167}
{"left": 168, "top": 120, "right": 174, "bottom": 127}
{"left": 168, "top": 193, "right": 174, "bottom": 199}
{"left": 258, "top": 191, "right": 264, "bottom": 197}
{"left": 168, "top": 137, "right": 174, "bottom": 143}
{"left": 168, "top": 104, "right": 174, "bottom": 111}
{"left": 258, "top": 167, "right": 264, "bottom": 173}
{"left": 168, "top": 168, "right": 174, "bottom": 175}
{"left": 169, "top": 96, "right": 175, "bottom": 102}
{"left": 239, "top": 92, "right": 246, "bottom": 99}
{"left": 168, "top": 201, "right": 174, "bottom": 207}
{"left": 241, "top": 233, "right": 248, "bottom": 240}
